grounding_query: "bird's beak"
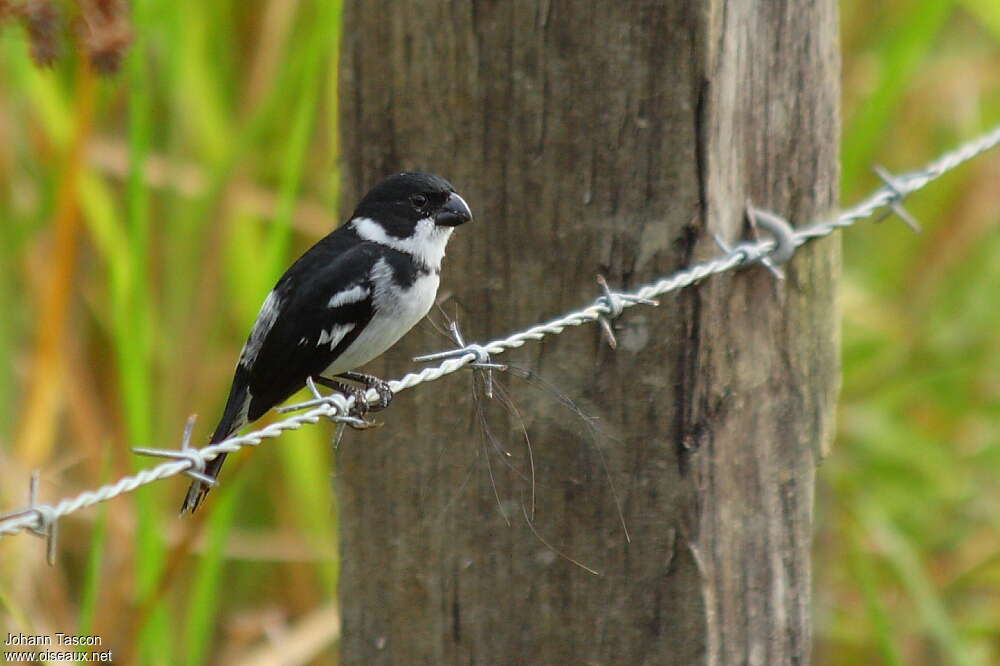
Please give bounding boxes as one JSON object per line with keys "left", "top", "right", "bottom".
{"left": 434, "top": 192, "right": 473, "bottom": 227}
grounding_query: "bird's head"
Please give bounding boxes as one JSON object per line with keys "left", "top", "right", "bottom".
{"left": 351, "top": 172, "right": 472, "bottom": 239}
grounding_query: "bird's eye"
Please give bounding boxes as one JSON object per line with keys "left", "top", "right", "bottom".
{"left": 410, "top": 193, "right": 429, "bottom": 210}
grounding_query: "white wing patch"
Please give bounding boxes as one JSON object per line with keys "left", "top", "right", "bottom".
{"left": 231, "top": 389, "right": 252, "bottom": 436}
{"left": 327, "top": 284, "right": 370, "bottom": 309}
{"left": 317, "top": 323, "right": 355, "bottom": 350}
{"left": 239, "top": 290, "right": 282, "bottom": 368}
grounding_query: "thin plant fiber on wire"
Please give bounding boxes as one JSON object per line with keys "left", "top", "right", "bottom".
{"left": 2, "top": 124, "right": 999, "bottom": 543}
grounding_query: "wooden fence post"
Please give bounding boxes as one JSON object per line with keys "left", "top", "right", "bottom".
{"left": 337, "top": 2, "right": 840, "bottom": 663}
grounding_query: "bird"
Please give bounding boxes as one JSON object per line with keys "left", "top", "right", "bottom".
{"left": 181, "top": 172, "right": 472, "bottom": 513}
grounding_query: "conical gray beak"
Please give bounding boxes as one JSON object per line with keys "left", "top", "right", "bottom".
{"left": 434, "top": 192, "right": 472, "bottom": 227}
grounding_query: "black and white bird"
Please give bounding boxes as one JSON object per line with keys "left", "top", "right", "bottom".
{"left": 181, "top": 172, "right": 472, "bottom": 513}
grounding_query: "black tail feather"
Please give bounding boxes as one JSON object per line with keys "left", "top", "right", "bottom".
{"left": 180, "top": 451, "right": 228, "bottom": 514}
{"left": 180, "top": 379, "right": 250, "bottom": 514}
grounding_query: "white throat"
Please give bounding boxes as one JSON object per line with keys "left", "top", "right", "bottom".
{"left": 351, "top": 217, "right": 453, "bottom": 270}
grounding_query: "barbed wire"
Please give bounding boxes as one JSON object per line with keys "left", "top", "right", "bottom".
{"left": 2, "top": 124, "right": 999, "bottom": 551}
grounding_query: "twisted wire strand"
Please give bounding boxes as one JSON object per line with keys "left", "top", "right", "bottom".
{"left": 2, "top": 124, "right": 999, "bottom": 540}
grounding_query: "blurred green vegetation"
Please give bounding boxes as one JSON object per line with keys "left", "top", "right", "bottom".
{"left": 822, "top": 1, "right": 1000, "bottom": 664}
{"left": 1, "top": 1, "right": 343, "bottom": 663}
{"left": 0, "top": 1, "right": 996, "bottom": 664}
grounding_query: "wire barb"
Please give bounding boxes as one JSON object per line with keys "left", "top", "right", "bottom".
{"left": 595, "top": 275, "right": 659, "bottom": 349}
{"left": 872, "top": 165, "right": 922, "bottom": 233}
{"left": 748, "top": 206, "right": 796, "bottom": 265}
{"left": 0, "top": 472, "right": 63, "bottom": 565}
{"left": 29, "top": 471, "right": 59, "bottom": 566}
{"left": 277, "top": 378, "right": 373, "bottom": 429}
{"left": 133, "top": 415, "right": 218, "bottom": 486}
{"left": 0, "top": 124, "right": 998, "bottom": 548}
{"left": 414, "top": 322, "right": 505, "bottom": 398}
{"left": 277, "top": 377, "right": 350, "bottom": 414}
{"left": 747, "top": 204, "right": 797, "bottom": 280}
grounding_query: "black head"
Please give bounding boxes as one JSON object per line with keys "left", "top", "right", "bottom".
{"left": 351, "top": 172, "right": 472, "bottom": 238}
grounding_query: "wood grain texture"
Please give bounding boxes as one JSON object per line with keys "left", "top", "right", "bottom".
{"left": 337, "top": 1, "right": 839, "bottom": 663}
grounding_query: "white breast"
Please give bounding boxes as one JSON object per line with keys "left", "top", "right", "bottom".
{"left": 323, "top": 258, "right": 439, "bottom": 376}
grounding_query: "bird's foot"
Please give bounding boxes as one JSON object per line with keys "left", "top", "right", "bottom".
{"left": 335, "top": 371, "right": 393, "bottom": 412}
{"left": 311, "top": 377, "right": 383, "bottom": 429}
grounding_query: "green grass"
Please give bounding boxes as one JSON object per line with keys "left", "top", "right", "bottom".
{"left": 0, "top": 1, "right": 997, "bottom": 664}
{"left": 1, "top": 1, "right": 343, "bottom": 662}
{"left": 820, "top": 2, "right": 1000, "bottom": 664}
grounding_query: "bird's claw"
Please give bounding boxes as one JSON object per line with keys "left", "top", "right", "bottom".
{"left": 345, "top": 416, "right": 382, "bottom": 430}
{"left": 344, "top": 385, "right": 370, "bottom": 414}
{"left": 333, "top": 372, "right": 393, "bottom": 413}
{"left": 339, "top": 386, "right": 384, "bottom": 429}
{"left": 367, "top": 378, "right": 393, "bottom": 412}
{"left": 307, "top": 373, "right": 391, "bottom": 426}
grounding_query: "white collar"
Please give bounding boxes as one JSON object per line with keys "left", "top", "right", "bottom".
{"left": 350, "top": 216, "right": 453, "bottom": 270}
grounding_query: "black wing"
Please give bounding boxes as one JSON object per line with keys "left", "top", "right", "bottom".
{"left": 182, "top": 231, "right": 376, "bottom": 513}
{"left": 241, "top": 239, "right": 381, "bottom": 421}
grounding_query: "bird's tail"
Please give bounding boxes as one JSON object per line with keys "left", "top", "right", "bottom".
{"left": 180, "top": 383, "right": 249, "bottom": 514}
